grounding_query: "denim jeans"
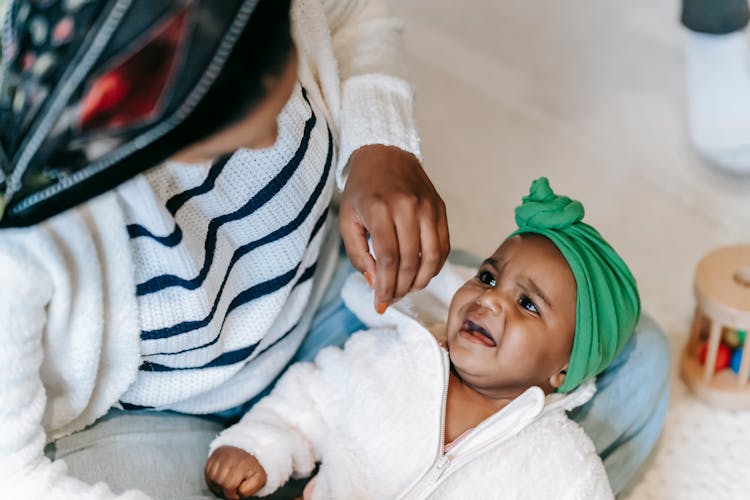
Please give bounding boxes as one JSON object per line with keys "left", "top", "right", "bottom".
{"left": 48, "top": 251, "right": 669, "bottom": 498}
{"left": 570, "top": 314, "right": 670, "bottom": 494}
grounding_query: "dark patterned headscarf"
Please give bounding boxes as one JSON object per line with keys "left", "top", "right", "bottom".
{"left": 0, "top": 0, "right": 284, "bottom": 227}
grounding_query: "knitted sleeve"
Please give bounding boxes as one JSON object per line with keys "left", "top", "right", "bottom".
{"left": 0, "top": 239, "right": 148, "bottom": 500}
{"left": 319, "top": 0, "right": 422, "bottom": 188}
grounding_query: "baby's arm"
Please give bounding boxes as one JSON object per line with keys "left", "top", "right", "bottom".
{"left": 207, "top": 347, "right": 349, "bottom": 497}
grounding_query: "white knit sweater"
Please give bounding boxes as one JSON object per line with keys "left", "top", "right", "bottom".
{"left": 210, "top": 267, "right": 614, "bottom": 500}
{"left": 0, "top": 1, "right": 420, "bottom": 498}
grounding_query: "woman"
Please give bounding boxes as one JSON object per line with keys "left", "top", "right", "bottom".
{"left": 0, "top": 0, "right": 669, "bottom": 497}
{"left": 0, "top": 0, "right": 448, "bottom": 498}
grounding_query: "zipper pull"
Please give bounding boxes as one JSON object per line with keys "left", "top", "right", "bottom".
{"left": 433, "top": 455, "right": 451, "bottom": 481}
{"left": 398, "top": 455, "right": 452, "bottom": 499}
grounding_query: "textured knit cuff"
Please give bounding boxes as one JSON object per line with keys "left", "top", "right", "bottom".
{"left": 336, "top": 74, "right": 422, "bottom": 190}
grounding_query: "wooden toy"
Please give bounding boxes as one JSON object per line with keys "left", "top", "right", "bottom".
{"left": 680, "top": 245, "right": 750, "bottom": 409}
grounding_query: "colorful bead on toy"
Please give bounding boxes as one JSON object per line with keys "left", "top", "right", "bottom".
{"left": 699, "top": 342, "right": 731, "bottom": 372}
{"left": 722, "top": 327, "right": 743, "bottom": 349}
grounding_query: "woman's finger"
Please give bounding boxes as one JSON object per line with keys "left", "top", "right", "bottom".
{"left": 411, "top": 215, "right": 443, "bottom": 291}
{"left": 392, "top": 200, "right": 421, "bottom": 299}
{"left": 339, "top": 205, "right": 376, "bottom": 279}
{"left": 368, "top": 206, "right": 399, "bottom": 308}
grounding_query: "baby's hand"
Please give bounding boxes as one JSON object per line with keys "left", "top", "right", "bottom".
{"left": 205, "top": 446, "right": 267, "bottom": 499}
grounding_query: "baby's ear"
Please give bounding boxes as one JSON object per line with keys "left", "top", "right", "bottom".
{"left": 549, "top": 363, "right": 568, "bottom": 390}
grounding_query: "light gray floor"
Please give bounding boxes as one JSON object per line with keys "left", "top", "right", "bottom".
{"left": 396, "top": 1, "right": 750, "bottom": 498}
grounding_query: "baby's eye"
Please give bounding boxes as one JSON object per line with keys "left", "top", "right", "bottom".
{"left": 477, "top": 270, "right": 496, "bottom": 286}
{"left": 519, "top": 295, "right": 539, "bottom": 314}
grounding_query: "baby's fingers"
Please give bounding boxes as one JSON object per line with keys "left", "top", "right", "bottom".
{"left": 209, "top": 463, "right": 246, "bottom": 499}
{"left": 204, "top": 460, "right": 227, "bottom": 497}
{"left": 238, "top": 469, "right": 267, "bottom": 498}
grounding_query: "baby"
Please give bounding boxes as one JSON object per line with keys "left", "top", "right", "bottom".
{"left": 204, "top": 177, "right": 640, "bottom": 500}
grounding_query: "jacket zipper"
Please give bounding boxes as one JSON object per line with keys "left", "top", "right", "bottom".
{"left": 397, "top": 349, "right": 451, "bottom": 500}
{"left": 397, "top": 346, "right": 546, "bottom": 500}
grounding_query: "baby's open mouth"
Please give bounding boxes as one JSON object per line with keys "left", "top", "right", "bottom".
{"left": 459, "top": 320, "right": 497, "bottom": 347}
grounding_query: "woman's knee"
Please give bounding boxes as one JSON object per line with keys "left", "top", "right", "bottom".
{"left": 632, "top": 313, "right": 671, "bottom": 392}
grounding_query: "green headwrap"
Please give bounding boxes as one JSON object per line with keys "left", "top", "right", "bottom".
{"left": 511, "top": 177, "right": 641, "bottom": 393}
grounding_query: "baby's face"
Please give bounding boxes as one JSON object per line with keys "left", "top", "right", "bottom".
{"left": 445, "top": 234, "right": 576, "bottom": 397}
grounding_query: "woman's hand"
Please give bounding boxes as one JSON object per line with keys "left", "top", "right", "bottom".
{"left": 205, "top": 446, "right": 267, "bottom": 500}
{"left": 339, "top": 145, "right": 450, "bottom": 312}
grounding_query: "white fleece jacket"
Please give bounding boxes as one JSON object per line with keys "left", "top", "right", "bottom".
{"left": 0, "top": 1, "right": 420, "bottom": 498}
{"left": 210, "top": 266, "right": 614, "bottom": 500}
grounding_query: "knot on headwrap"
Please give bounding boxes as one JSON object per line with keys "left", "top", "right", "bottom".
{"left": 510, "top": 177, "right": 640, "bottom": 393}
{"left": 515, "top": 177, "right": 584, "bottom": 230}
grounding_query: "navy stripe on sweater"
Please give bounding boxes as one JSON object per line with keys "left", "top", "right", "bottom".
{"left": 140, "top": 267, "right": 295, "bottom": 341}
{"left": 138, "top": 127, "right": 332, "bottom": 341}
{"left": 165, "top": 153, "right": 233, "bottom": 215}
{"left": 119, "top": 401, "right": 152, "bottom": 410}
{"left": 126, "top": 222, "right": 183, "bottom": 247}
{"left": 125, "top": 155, "right": 232, "bottom": 245}
{"left": 221, "top": 258, "right": 319, "bottom": 330}
{"left": 139, "top": 263, "right": 317, "bottom": 371}
{"left": 139, "top": 326, "right": 284, "bottom": 372}
{"left": 135, "top": 93, "right": 317, "bottom": 295}
{"left": 142, "top": 214, "right": 326, "bottom": 356}
{"left": 138, "top": 126, "right": 333, "bottom": 298}
{"left": 140, "top": 322, "right": 301, "bottom": 372}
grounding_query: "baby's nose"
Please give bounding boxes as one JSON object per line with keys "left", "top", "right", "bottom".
{"left": 475, "top": 290, "right": 501, "bottom": 313}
